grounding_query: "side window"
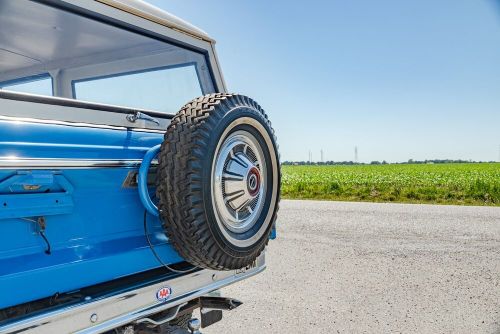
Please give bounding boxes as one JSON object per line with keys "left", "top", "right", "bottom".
{"left": 0, "top": 74, "right": 53, "bottom": 96}
{"left": 73, "top": 64, "right": 202, "bottom": 113}
{"left": 0, "top": 0, "right": 216, "bottom": 128}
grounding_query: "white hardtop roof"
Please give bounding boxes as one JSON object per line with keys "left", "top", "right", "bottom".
{"left": 97, "top": 0, "right": 214, "bottom": 42}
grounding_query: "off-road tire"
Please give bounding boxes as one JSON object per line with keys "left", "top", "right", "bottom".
{"left": 156, "top": 94, "right": 280, "bottom": 270}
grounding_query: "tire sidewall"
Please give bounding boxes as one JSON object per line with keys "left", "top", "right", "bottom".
{"left": 202, "top": 106, "right": 280, "bottom": 255}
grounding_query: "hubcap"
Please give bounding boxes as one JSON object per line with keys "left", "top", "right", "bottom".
{"left": 212, "top": 130, "right": 267, "bottom": 234}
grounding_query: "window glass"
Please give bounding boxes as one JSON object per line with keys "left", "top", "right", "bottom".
{"left": 0, "top": 75, "right": 53, "bottom": 96}
{"left": 74, "top": 64, "right": 202, "bottom": 113}
{"left": 0, "top": 0, "right": 215, "bottom": 126}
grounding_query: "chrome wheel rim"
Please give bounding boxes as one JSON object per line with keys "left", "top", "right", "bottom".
{"left": 212, "top": 130, "right": 267, "bottom": 234}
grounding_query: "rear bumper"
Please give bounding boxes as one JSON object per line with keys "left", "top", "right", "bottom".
{"left": 0, "top": 254, "right": 265, "bottom": 334}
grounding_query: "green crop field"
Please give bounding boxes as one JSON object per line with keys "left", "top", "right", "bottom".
{"left": 281, "top": 163, "right": 500, "bottom": 206}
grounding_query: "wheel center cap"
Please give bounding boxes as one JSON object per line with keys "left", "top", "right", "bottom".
{"left": 247, "top": 167, "right": 261, "bottom": 196}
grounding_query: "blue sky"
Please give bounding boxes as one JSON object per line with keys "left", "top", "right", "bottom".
{"left": 148, "top": 0, "right": 500, "bottom": 163}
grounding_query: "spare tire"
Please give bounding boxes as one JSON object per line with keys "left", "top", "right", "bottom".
{"left": 156, "top": 93, "right": 280, "bottom": 270}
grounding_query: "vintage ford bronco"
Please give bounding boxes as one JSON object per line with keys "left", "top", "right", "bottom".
{"left": 0, "top": 1, "right": 280, "bottom": 333}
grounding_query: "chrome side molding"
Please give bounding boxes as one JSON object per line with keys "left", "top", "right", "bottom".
{"left": 0, "top": 158, "right": 159, "bottom": 169}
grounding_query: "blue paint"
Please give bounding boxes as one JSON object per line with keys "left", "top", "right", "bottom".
{"left": 138, "top": 144, "right": 161, "bottom": 217}
{"left": 0, "top": 119, "right": 183, "bottom": 309}
{"left": 270, "top": 225, "right": 277, "bottom": 240}
{"left": 0, "top": 171, "right": 74, "bottom": 219}
{"left": 0, "top": 119, "right": 162, "bottom": 159}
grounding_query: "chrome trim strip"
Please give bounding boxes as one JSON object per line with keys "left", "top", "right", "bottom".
{"left": 0, "top": 115, "right": 166, "bottom": 133}
{"left": 0, "top": 159, "right": 159, "bottom": 169}
{"left": 0, "top": 254, "right": 265, "bottom": 334}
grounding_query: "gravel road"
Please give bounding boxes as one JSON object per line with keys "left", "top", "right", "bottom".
{"left": 202, "top": 200, "right": 500, "bottom": 334}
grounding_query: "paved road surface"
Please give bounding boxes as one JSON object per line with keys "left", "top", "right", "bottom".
{"left": 202, "top": 200, "right": 500, "bottom": 334}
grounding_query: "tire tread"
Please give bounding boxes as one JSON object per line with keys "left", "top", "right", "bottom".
{"left": 156, "top": 93, "right": 280, "bottom": 270}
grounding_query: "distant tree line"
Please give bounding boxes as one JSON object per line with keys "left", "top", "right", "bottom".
{"left": 282, "top": 159, "right": 497, "bottom": 166}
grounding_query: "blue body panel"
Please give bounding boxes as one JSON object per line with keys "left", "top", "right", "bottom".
{"left": 0, "top": 119, "right": 181, "bottom": 309}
